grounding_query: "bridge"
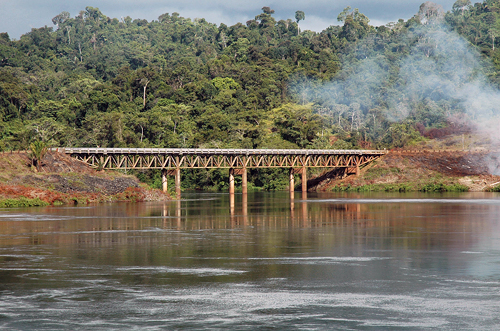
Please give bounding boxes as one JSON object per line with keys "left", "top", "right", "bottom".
{"left": 55, "top": 148, "right": 387, "bottom": 196}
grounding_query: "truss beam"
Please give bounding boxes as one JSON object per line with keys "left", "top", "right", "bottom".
{"left": 55, "top": 148, "right": 386, "bottom": 170}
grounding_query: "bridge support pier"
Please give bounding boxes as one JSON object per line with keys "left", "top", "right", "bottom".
{"left": 161, "top": 169, "right": 181, "bottom": 197}
{"left": 301, "top": 166, "right": 307, "bottom": 193}
{"left": 229, "top": 168, "right": 247, "bottom": 195}
{"left": 175, "top": 168, "right": 181, "bottom": 198}
{"left": 162, "top": 169, "right": 168, "bottom": 193}
{"left": 229, "top": 168, "right": 235, "bottom": 195}
{"left": 289, "top": 168, "right": 295, "bottom": 193}
{"left": 242, "top": 167, "right": 247, "bottom": 195}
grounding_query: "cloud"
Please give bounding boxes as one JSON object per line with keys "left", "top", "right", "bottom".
{"left": 300, "top": 15, "right": 340, "bottom": 33}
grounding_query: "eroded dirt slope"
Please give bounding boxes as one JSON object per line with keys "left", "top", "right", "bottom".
{"left": 0, "top": 151, "right": 168, "bottom": 203}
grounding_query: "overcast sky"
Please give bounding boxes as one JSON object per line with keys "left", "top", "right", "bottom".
{"left": 1, "top": 0, "right": 460, "bottom": 40}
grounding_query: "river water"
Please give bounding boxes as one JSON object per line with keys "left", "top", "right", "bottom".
{"left": 1, "top": 191, "right": 500, "bottom": 330}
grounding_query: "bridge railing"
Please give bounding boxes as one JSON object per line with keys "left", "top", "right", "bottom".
{"left": 53, "top": 147, "right": 387, "bottom": 156}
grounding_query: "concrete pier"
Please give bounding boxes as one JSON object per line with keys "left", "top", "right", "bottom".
{"left": 301, "top": 166, "right": 307, "bottom": 192}
{"left": 162, "top": 169, "right": 168, "bottom": 193}
{"left": 242, "top": 167, "right": 247, "bottom": 195}
{"left": 175, "top": 168, "right": 181, "bottom": 198}
{"left": 229, "top": 168, "right": 235, "bottom": 195}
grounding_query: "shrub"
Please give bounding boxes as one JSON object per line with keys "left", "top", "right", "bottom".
{"left": 487, "top": 184, "right": 500, "bottom": 192}
{"left": 420, "top": 182, "right": 468, "bottom": 192}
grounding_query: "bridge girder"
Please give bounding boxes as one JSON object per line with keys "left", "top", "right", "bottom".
{"left": 55, "top": 148, "right": 386, "bottom": 170}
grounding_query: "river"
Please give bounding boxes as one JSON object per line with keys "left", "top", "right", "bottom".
{"left": 1, "top": 192, "right": 500, "bottom": 330}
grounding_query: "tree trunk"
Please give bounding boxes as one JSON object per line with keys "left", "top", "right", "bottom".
{"left": 143, "top": 80, "right": 150, "bottom": 107}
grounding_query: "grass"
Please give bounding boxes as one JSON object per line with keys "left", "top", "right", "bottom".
{"left": 0, "top": 197, "right": 49, "bottom": 208}
{"left": 331, "top": 183, "right": 414, "bottom": 192}
{"left": 363, "top": 167, "right": 401, "bottom": 181}
{"left": 420, "top": 182, "right": 469, "bottom": 192}
{"left": 331, "top": 181, "right": 469, "bottom": 193}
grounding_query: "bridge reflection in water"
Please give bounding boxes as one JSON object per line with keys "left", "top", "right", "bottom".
{"left": 173, "top": 192, "right": 321, "bottom": 228}
{"left": 57, "top": 148, "right": 386, "bottom": 197}
{"left": 1, "top": 193, "right": 486, "bottom": 251}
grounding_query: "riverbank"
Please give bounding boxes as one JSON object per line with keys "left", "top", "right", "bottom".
{"left": 319, "top": 149, "right": 500, "bottom": 192}
{"left": 0, "top": 151, "right": 169, "bottom": 207}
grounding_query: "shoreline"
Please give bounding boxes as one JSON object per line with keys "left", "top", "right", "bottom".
{"left": 0, "top": 183, "right": 169, "bottom": 208}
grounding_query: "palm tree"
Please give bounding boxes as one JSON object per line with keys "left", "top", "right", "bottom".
{"left": 30, "top": 140, "right": 48, "bottom": 172}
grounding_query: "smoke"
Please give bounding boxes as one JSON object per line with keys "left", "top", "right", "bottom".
{"left": 295, "top": 23, "right": 500, "bottom": 174}
{"left": 407, "top": 27, "right": 500, "bottom": 141}
{"left": 396, "top": 25, "right": 500, "bottom": 176}
{"left": 395, "top": 26, "right": 500, "bottom": 132}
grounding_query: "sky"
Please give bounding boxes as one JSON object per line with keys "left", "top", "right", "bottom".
{"left": 0, "top": 0, "right": 460, "bottom": 40}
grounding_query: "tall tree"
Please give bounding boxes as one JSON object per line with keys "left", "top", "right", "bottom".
{"left": 51, "top": 11, "right": 70, "bottom": 27}
{"left": 295, "top": 11, "right": 305, "bottom": 35}
{"left": 452, "top": 0, "right": 471, "bottom": 15}
{"left": 418, "top": 2, "right": 445, "bottom": 24}
{"left": 488, "top": 28, "right": 500, "bottom": 50}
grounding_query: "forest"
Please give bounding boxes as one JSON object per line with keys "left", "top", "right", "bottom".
{"left": 1, "top": 1, "right": 500, "bottom": 189}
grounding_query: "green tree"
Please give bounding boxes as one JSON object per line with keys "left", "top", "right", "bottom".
{"left": 271, "top": 103, "right": 324, "bottom": 148}
{"left": 337, "top": 7, "right": 371, "bottom": 41}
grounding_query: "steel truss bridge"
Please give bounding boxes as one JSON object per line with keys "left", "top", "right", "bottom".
{"left": 55, "top": 148, "right": 387, "bottom": 196}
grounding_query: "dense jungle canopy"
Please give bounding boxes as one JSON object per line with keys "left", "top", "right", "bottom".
{"left": 1, "top": 1, "right": 500, "bottom": 189}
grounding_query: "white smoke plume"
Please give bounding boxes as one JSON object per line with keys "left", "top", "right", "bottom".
{"left": 392, "top": 25, "right": 500, "bottom": 176}
{"left": 398, "top": 26, "right": 500, "bottom": 146}
{"left": 296, "top": 23, "right": 500, "bottom": 174}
